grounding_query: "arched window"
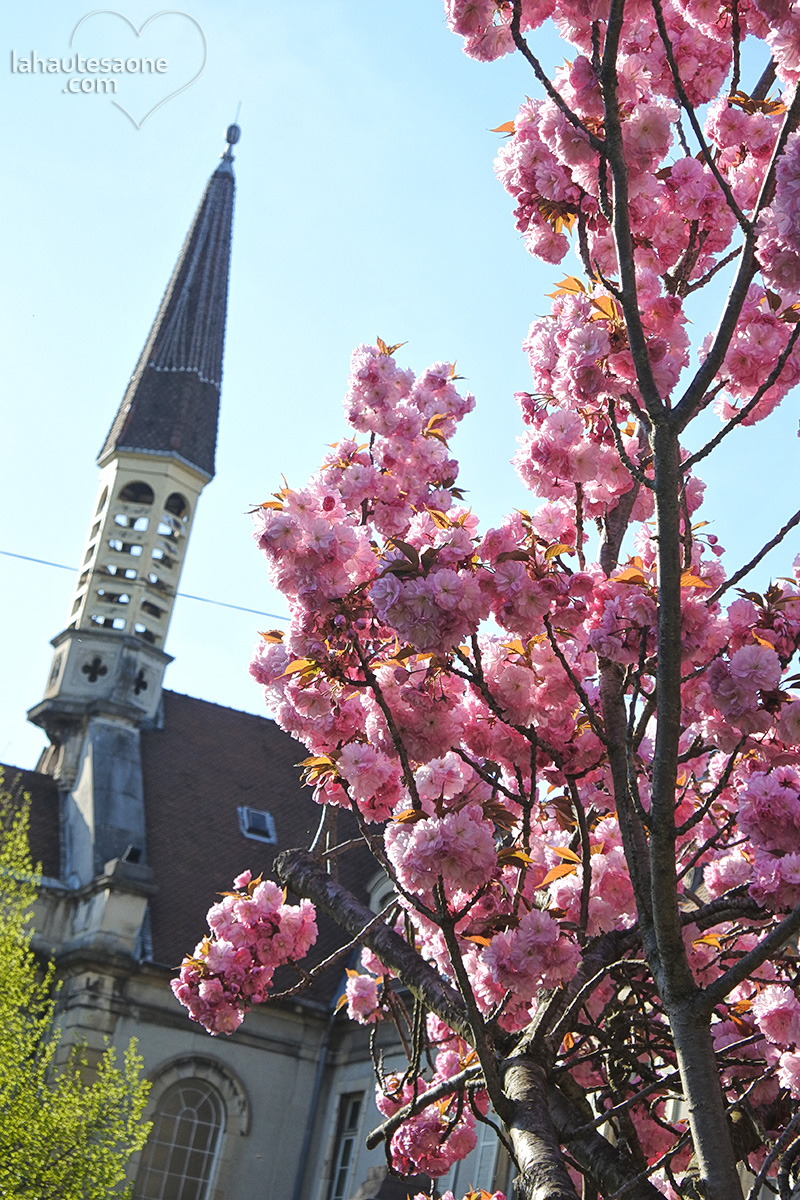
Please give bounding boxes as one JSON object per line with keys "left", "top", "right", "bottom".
{"left": 130, "top": 1058, "right": 249, "bottom": 1200}
{"left": 133, "top": 1079, "right": 224, "bottom": 1200}
{"left": 119, "top": 481, "right": 155, "bottom": 505}
{"left": 165, "top": 492, "right": 189, "bottom": 519}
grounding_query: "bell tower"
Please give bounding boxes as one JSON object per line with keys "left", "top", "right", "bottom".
{"left": 28, "top": 125, "right": 239, "bottom": 888}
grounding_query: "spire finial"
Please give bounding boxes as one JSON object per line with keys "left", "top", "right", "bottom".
{"left": 219, "top": 115, "right": 241, "bottom": 170}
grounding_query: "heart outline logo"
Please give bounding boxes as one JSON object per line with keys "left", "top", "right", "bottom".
{"left": 70, "top": 9, "right": 207, "bottom": 129}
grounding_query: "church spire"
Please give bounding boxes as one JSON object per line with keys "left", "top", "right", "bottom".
{"left": 98, "top": 123, "right": 239, "bottom": 479}
{"left": 29, "top": 130, "right": 240, "bottom": 885}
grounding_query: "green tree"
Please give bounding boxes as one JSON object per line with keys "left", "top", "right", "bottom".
{"left": 0, "top": 777, "right": 151, "bottom": 1198}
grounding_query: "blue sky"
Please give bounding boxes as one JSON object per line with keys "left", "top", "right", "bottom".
{"left": 2, "top": 2, "right": 797, "bottom": 771}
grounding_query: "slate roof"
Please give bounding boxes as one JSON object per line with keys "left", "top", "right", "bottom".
{"left": 140, "top": 691, "right": 375, "bottom": 1003}
{"left": 2, "top": 764, "right": 60, "bottom": 880}
{"left": 97, "top": 141, "right": 236, "bottom": 480}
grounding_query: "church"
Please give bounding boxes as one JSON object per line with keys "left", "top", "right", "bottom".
{"left": 5, "top": 127, "right": 510, "bottom": 1200}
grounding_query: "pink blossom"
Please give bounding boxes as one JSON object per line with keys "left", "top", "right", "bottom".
{"left": 752, "top": 986, "right": 800, "bottom": 1047}
{"left": 345, "top": 973, "right": 382, "bottom": 1024}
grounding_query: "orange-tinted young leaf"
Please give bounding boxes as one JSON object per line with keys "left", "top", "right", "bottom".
{"left": 544, "top": 542, "right": 572, "bottom": 560}
{"left": 498, "top": 848, "right": 534, "bottom": 867}
{"left": 282, "top": 658, "right": 317, "bottom": 677}
{"left": 615, "top": 567, "right": 647, "bottom": 584}
{"left": 490, "top": 120, "right": 516, "bottom": 134}
{"left": 376, "top": 336, "right": 407, "bottom": 356}
{"left": 547, "top": 275, "right": 587, "bottom": 298}
{"left": 693, "top": 934, "right": 722, "bottom": 950}
{"left": 680, "top": 572, "right": 710, "bottom": 588}
{"left": 426, "top": 508, "right": 452, "bottom": 529}
{"left": 259, "top": 629, "right": 285, "bottom": 643}
{"left": 462, "top": 934, "right": 492, "bottom": 946}
{"left": 538, "top": 863, "right": 579, "bottom": 887}
{"left": 394, "top": 808, "right": 424, "bottom": 823}
{"left": 590, "top": 295, "right": 620, "bottom": 322}
{"left": 425, "top": 413, "right": 448, "bottom": 430}
{"left": 551, "top": 845, "right": 581, "bottom": 864}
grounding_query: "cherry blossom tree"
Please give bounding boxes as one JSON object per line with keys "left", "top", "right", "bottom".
{"left": 173, "top": 3, "right": 800, "bottom": 1198}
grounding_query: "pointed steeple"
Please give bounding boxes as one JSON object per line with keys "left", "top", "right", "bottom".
{"left": 28, "top": 129, "right": 241, "bottom": 884}
{"left": 98, "top": 123, "right": 239, "bottom": 479}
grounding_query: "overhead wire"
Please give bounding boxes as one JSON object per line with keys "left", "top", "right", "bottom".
{"left": 0, "top": 549, "right": 288, "bottom": 621}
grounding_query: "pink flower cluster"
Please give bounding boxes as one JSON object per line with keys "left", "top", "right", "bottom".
{"left": 344, "top": 971, "right": 383, "bottom": 1025}
{"left": 752, "top": 986, "right": 800, "bottom": 1099}
{"left": 482, "top": 907, "right": 581, "bottom": 1003}
{"left": 758, "top": 131, "right": 800, "bottom": 299}
{"left": 411, "top": 1193, "right": 505, "bottom": 1200}
{"left": 171, "top": 871, "right": 317, "bottom": 1035}
{"left": 376, "top": 1030, "right": 483, "bottom": 1177}
{"left": 385, "top": 805, "right": 498, "bottom": 902}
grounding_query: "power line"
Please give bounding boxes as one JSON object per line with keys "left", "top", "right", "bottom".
{"left": 0, "top": 549, "right": 288, "bottom": 621}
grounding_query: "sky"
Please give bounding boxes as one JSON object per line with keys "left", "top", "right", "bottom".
{"left": 2, "top": 2, "right": 798, "bottom": 772}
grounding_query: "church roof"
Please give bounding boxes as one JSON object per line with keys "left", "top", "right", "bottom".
{"left": 3, "top": 764, "right": 60, "bottom": 880}
{"left": 19, "top": 690, "right": 374, "bottom": 1006}
{"left": 97, "top": 128, "right": 239, "bottom": 479}
{"left": 140, "top": 691, "right": 374, "bottom": 1003}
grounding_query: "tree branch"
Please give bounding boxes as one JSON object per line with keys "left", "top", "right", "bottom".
{"left": 651, "top": 0, "right": 751, "bottom": 235}
{"left": 274, "top": 848, "right": 472, "bottom": 1041}
{"left": 701, "top": 900, "right": 800, "bottom": 1012}
{"left": 510, "top": 1, "right": 604, "bottom": 152}
{"left": 705, "top": 506, "right": 800, "bottom": 606}
{"left": 684, "top": 321, "right": 800, "bottom": 472}
{"left": 365, "top": 1063, "right": 483, "bottom": 1150}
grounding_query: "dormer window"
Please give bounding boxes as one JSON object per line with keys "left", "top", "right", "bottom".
{"left": 237, "top": 807, "right": 277, "bottom": 844}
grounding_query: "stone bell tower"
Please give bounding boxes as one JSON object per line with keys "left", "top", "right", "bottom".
{"left": 28, "top": 125, "right": 239, "bottom": 889}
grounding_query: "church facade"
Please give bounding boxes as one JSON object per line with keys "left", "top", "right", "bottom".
{"left": 6, "top": 128, "right": 510, "bottom": 1200}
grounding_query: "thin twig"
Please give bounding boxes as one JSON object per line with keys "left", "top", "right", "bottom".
{"left": 651, "top": 0, "right": 750, "bottom": 234}
{"left": 747, "top": 1111, "right": 800, "bottom": 1200}
{"left": 544, "top": 614, "right": 607, "bottom": 744}
{"left": 684, "top": 322, "right": 800, "bottom": 471}
{"left": 268, "top": 898, "right": 399, "bottom": 1002}
{"left": 706, "top": 507, "right": 800, "bottom": 606}
{"left": 510, "top": 0, "right": 604, "bottom": 152}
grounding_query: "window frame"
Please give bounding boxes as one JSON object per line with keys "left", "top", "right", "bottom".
{"left": 133, "top": 1077, "right": 225, "bottom": 1200}
{"left": 327, "top": 1091, "right": 365, "bottom": 1200}
{"left": 128, "top": 1056, "right": 250, "bottom": 1200}
{"left": 237, "top": 806, "right": 277, "bottom": 844}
